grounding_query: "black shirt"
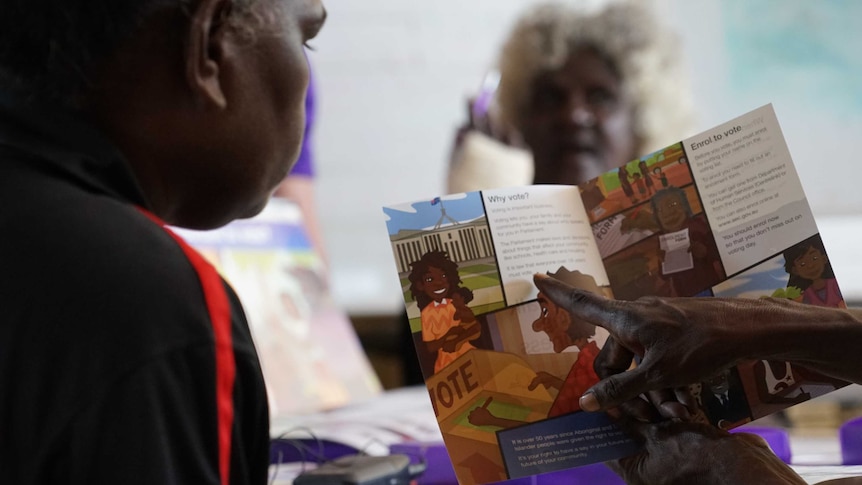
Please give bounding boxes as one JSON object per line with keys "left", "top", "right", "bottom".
{"left": 0, "top": 93, "right": 270, "bottom": 484}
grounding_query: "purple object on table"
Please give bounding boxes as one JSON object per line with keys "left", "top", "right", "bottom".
{"left": 388, "top": 442, "right": 625, "bottom": 485}
{"left": 730, "top": 426, "right": 792, "bottom": 463}
{"left": 270, "top": 438, "right": 358, "bottom": 465}
{"left": 840, "top": 416, "right": 862, "bottom": 464}
{"left": 389, "top": 442, "right": 457, "bottom": 485}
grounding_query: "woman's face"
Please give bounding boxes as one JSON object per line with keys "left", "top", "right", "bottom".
{"left": 418, "top": 266, "right": 450, "bottom": 303}
{"left": 532, "top": 292, "right": 573, "bottom": 353}
{"left": 792, "top": 246, "right": 827, "bottom": 281}
{"left": 655, "top": 193, "right": 688, "bottom": 232}
{"left": 521, "top": 47, "right": 637, "bottom": 186}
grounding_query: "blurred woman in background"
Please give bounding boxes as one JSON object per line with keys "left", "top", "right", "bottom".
{"left": 447, "top": 1, "right": 695, "bottom": 193}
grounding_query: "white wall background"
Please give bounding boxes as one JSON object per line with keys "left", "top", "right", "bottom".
{"left": 303, "top": 0, "right": 862, "bottom": 315}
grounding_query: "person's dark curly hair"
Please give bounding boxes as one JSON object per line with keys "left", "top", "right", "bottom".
{"left": 0, "top": 0, "right": 264, "bottom": 109}
{"left": 407, "top": 249, "right": 474, "bottom": 310}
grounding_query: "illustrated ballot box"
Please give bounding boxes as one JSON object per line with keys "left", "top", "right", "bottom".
{"left": 425, "top": 349, "right": 557, "bottom": 484}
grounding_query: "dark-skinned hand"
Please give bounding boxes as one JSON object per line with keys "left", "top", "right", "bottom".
{"left": 608, "top": 420, "right": 806, "bottom": 485}
{"left": 532, "top": 273, "right": 809, "bottom": 414}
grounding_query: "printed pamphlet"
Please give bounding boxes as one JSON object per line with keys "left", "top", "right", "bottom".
{"left": 382, "top": 104, "right": 848, "bottom": 484}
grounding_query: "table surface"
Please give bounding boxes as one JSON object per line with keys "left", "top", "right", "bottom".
{"left": 270, "top": 387, "right": 862, "bottom": 485}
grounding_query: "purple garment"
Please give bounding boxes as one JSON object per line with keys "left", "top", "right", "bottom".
{"left": 289, "top": 66, "right": 315, "bottom": 178}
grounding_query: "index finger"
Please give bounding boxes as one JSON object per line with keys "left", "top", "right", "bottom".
{"left": 533, "top": 273, "right": 627, "bottom": 331}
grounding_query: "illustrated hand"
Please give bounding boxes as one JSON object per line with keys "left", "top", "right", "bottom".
{"left": 441, "top": 323, "right": 479, "bottom": 353}
{"left": 451, "top": 292, "right": 476, "bottom": 323}
{"left": 532, "top": 273, "right": 803, "bottom": 413}
{"left": 441, "top": 327, "right": 463, "bottom": 353}
{"left": 608, "top": 420, "right": 806, "bottom": 485}
{"left": 528, "top": 371, "right": 564, "bottom": 391}
{"left": 468, "top": 406, "right": 496, "bottom": 427}
{"left": 467, "top": 397, "right": 498, "bottom": 427}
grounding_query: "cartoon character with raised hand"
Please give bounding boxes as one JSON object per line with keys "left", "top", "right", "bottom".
{"left": 409, "top": 250, "right": 481, "bottom": 374}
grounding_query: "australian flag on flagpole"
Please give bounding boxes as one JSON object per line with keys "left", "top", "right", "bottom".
{"left": 430, "top": 196, "right": 441, "bottom": 206}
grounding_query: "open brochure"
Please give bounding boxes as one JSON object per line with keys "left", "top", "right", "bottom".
{"left": 382, "top": 104, "right": 849, "bottom": 484}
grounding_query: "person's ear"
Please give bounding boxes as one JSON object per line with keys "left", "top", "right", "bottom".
{"left": 185, "top": 0, "right": 234, "bottom": 109}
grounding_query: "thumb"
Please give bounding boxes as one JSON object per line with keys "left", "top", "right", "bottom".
{"left": 580, "top": 367, "right": 652, "bottom": 412}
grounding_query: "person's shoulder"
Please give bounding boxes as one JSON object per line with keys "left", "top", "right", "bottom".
{"left": 1, "top": 191, "right": 232, "bottom": 417}
{"left": 40, "top": 193, "right": 194, "bottom": 273}
{"left": 6, "top": 190, "right": 215, "bottom": 335}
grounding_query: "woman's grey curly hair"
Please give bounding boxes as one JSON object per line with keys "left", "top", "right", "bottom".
{"left": 496, "top": 1, "right": 695, "bottom": 155}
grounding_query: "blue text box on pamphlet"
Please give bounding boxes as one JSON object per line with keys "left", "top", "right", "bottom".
{"left": 497, "top": 412, "right": 639, "bottom": 478}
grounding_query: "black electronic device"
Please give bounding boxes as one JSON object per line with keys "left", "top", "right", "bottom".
{"left": 293, "top": 454, "right": 425, "bottom": 485}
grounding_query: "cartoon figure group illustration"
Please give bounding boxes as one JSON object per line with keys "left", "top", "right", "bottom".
{"left": 408, "top": 250, "right": 482, "bottom": 374}
{"left": 602, "top": 154, "right": 726, "bottom": 300}
{"left": 617, "top": 160, "right": 662, "bottom": 204}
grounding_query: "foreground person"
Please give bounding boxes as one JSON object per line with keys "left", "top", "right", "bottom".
{"left": 0, "top": 0, "right": 325, "bottom": 483}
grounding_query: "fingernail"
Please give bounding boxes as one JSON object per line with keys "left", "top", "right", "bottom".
{"left": 580, "top": 392, "right": 600, "bottom": 412}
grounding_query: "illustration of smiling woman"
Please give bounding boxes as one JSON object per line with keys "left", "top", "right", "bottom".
{"left": 783, "top": 235, "right": 845, "bottom": 308}
{"left": 408, "top": 250, "right": 481, "bottom": 374}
